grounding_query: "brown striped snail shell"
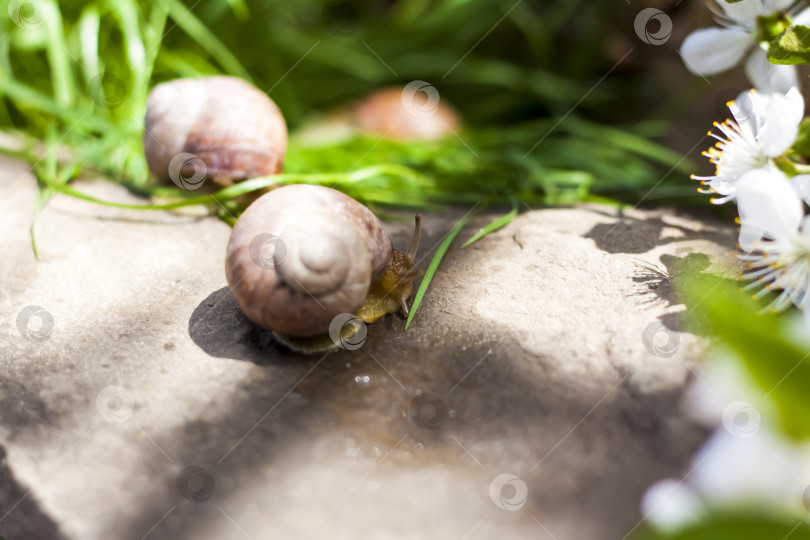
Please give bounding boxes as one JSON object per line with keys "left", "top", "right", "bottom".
{"left": 225, "top": 184, "right": 422, "bottom": 352}
{"left": 143, "top": 76, "right": 287, "bottom": 186}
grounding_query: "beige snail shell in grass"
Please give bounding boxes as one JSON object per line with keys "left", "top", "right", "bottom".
{"left": 353, "top": 84, "right": 461, "bottom": 141}
{"left": 144, "top": 76, "right": 287, "bottom": 187}
{"left": 294, "top": 83, "right": 461, "bottom": 146}
{"left": 225, "top": 184, "right": 422, "bottom": 353}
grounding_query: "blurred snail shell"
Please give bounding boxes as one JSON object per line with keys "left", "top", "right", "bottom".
{"left": 294, "top": 84, "right": 461, "bottom": 146}
{"left": 143, "top": 76, "right": 287, "bottom": 184}
{"left": 225, "top": 185, "right": 422, "bottom": 352}
{"left": 353, "top": 85, "right": 460, "bottom": 141}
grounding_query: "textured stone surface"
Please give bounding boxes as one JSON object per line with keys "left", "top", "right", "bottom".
{"left": 0, "top": 157, "right": 739, "bottom": 539}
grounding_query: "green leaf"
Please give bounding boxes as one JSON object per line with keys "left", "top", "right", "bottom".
{"left": 791, "top": 117, "right": 810, "bottom": 159}
{"left": 680, "top": 275, "right": 810, "bottom": 440}
{"left": 767, "top": 25, "right": 810, "bottom": 65}
{"left": 636, "top": 514, "right": 810, "bottom": 540}
{"left": 405, "top": 208, "right": 478, "bottom": 330}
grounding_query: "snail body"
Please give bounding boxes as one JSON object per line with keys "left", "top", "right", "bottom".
{"left": 225, "top": 185, "right": 421, "bottom": 352}
{"left": 144, "top": 76, "right": 287, "bottom": 186}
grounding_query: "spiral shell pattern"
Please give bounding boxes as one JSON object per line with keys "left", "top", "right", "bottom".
{"left": 225, "top": 185, "right": 393, "bottom": 337}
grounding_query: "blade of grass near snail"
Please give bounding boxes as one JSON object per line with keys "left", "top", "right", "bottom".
{"left": 461, "top": 200, "right": 518, "bottom": 248}
{"left": 39, "top": 0, "right": 75, "bottom": 107}
{"left": 405, "top": 210, "right": 476, "bottom": 331}
{"left": 167, "top": 0, "right": 251, "bottom": 81}
{"left": 37, "top": 164, "right": 436, "bottom": 211}
{"left": 30, "top": 129, "right": 82, "bottom": 259}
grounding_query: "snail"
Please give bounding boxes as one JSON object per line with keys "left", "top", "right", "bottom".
{"left": 353, "top": 85, "right": 460, "bottom": 141}
{"left": 225, "top": 184, "right": 422, "bottom": 353}
{"left": 294, "top": 84, "right": 461, "bottom": 146}
{"left": 143, "top": 76, "right": 287, "bottom": 188}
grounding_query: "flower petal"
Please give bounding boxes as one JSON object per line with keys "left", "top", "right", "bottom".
{"left": 736, "top": 168, "right": 804, "bottom": 250}
{"left": 681, "top": 28, "right": 752, "bottom": 76}
{"left": 754, "top": 86, "right": 805, "bottom": 157}
{"left": 729, "top": 90, "right": 758, "bottom": 141}
{"left": 640, "top": 480, "right": 702, "bottom": 531}
{"left": 691, "top": 427, "right": 803, "bottom": 508}
{"left": 791, "top": 174, "right": 810, "bottom": 207}
{"left": 792, "top": 7, "right": 810, "bottom": 27}
{"left": 763, "top": 0, "right": 795, "bottom": 12}
{"left": 718, "top": 0, "right": 760, "bottom": 25}
{"left": 745, "top": 48, "right": 799, "bottom": 96}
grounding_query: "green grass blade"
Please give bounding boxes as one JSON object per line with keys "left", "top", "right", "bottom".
{"left": 77, "top": 7, "right": 101, "bottom": 86}
{"left": 224, "top": 0, "right": 249, "bottom": 22}
{"left": 29, "top": 125, "right": 61, "bottom": 259}
{"left": 37, "top": 165, "right": 431, "bottom": 210}
{"left": 105, "top": 0, "right": 148, "bottom": 113}
{"left": 0, "top": 78, "right": 116, "bottom": 132}
{"left": 461, "top": 203, "right": 518, "bottom": 248}
{"left": 167, "top": 0, "right": 251, "bottom": 81}
{"left": 0, "top": 2, "right": 11, "bottom": 73}
{"left": 39, "top": 0, "right": 75, "bottom": 106}
{"left": 405, "top": 207, "right": 478, "bottom": 330}
{"left": 43, "top": 180, "right": 222, "bottom": 210}
{"left": 29, "top": 186, "right": 51, "bottom": 260}
{"left": 142, "top": 0, "right": 170, "bottom": 85}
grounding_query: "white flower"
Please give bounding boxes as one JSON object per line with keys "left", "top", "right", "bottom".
{"left": 694, "top": 87, "right": 804, "bottom": 204}
{"left": 642, "top": 357, "right": 810, "bottom": 532}
{"left": 736, "top": 170, "right": 810, "bottom": 312}
{"left": 642, "top": 426, "right": 810, "bottom": 531}
{"left": 681, "top": 0, "right": 810, "bottom": 93}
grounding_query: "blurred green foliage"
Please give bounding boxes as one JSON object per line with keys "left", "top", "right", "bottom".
{"left": 0, "top": 0, "right": 694, "bottom": 209}
{"left": 629, "top": 250, "right": 810, "bottom": 539}
{"left": 680, "top": 273, "right": 810, "bottom": 441}
{"left": 638, "top": 514, "right": 810, "bottom": 540}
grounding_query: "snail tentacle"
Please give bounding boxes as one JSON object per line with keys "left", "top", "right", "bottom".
{"left": 405, "top": 214, "right": 422, "bottom": 264}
